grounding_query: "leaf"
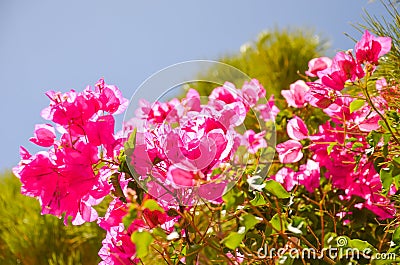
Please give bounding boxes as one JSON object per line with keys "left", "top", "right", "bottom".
{"left": 392, "top": 226, "right": 400, "bottom": 245}
{"left": 350, "top": 99, "right": 365, "bottom": 113}
{"left": 124, "top": 128, "right": 137, "bottom": 151}
{"left": 270, "top": 213, "right": 287, "bottom": 232}
{"left": 380, "top": 167, "right": 393, "bottom": 196}
{"left": 250, "top": 192, "right": 267, "bottom": 206}
{"left": 222, "top": 231, "right": 245, "bottom": 250}
{"left": 222, "top": 187, "right": 244, "bottom": 211}
{"left": 264, "top": 180, "right": 290, "bottom": 199}
{"left": 327, "top": 142, "right": 336, "bottom": 155}
{"left": 131, "top": 231, "right": 154, "bottom": 258}
{"left": 351, "top": 142, "right": 364, "bottom": 150}
{"left": 241, "top": 214, "right": 260, "bottom": 231}
{"left": 142, "top": 199, "right": 164, "bottom": 213}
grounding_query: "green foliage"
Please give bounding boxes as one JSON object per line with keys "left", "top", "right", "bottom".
{"left": 0, "top": 172, "right": 105, "bottom": 265}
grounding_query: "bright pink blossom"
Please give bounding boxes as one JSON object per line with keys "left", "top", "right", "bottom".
{"left": 355, "top": 30, "right": 392, "bottom": 64}
{"left": 276, "top": 140, "right": 303, "bottom": 163}
{"left": 256, "top": 95, "right": 280, "bottom": 121}
{"left": 281, "top": 80, "right": 310, "bottom": 108}
{"left": 287, "top": 116, "right": 308, "bottom": 141}
{"left": 242, "top": 130, "right": 267, "bottom": 154}
{"left": 305, "top": 57, "right": 332, "bottom": 77}
{"left": 99, "top": 224, "right": 138, "bottom": 265}
{"left": 272, "top": 167, "right": 297, "bottom": 191}
{"left": 241, "top": 79, "right": 266, "bottom": 107}
{"left": 305, "top": 82, "right": 339, "bottom": 109}
{"left": 29, "top": 124, "right": 56, "bottom": 147}
{"left": 319, "top": 51, "right": 364, "bottom": 90}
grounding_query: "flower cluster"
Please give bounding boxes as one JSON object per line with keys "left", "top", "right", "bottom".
{"left": 129, "top": 80, "right": 272, "bottom": 204}
{"left": 276, "top": 30, "right": 395, "bottom": 219}
{"left": 13, "top": 79, "right": 128, "bottom": 225}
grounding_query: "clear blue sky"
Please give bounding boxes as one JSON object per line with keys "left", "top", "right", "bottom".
{"left": 0, "top": 0, "right": 388, "bottom": 170}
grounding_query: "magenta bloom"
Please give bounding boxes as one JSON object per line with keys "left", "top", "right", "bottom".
{"left": 242, "top": 129, "right": 267, "bottom": 154}
{"left": 305, "top": 82, "right": 338, "bottom": 109}
{"left": 29, "top": 124, "right": 56, "bottom": 147}
{"left": 287, "top": 116, "right": 308, "bottom": 141}
{"left": 305, "top": 57, "right": 332, "bottom": 77}
{"left": 272, "top": 167, "right": 297, "bottom": 191}
{"left": 241, "top": 79, "right": 266, "bottom": 107}
{"left": 256, "top": 95, "right": 280, "bottom": 121}
{"left": 319, "top": 51, "right": 364, "bottom": 91}
{"left": 355, "top": 30, "right": 392, "bottom": 64}
{"left": 276, "top": 140, "right": 303, "bottom": 164}
{"left": 297, "top": 159, "right": 320, "bottom": 193}
{"left": 281, "top": 80, "right": 310, "bottom": 108}
{"left": 99, "top": 224, "right": 138, "bottom": 265}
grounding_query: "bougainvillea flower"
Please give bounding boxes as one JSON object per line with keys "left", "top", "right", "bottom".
{"left": 286, "top": 116, "right": 308, "bottom": 141}
{"left": 281, "top": 80, "right": 310, "bottom": 108}
{"left": 242, "top": 129, "right": 267, "bottom": 154}
{"left": 305, "top": 82, "right": 338, "bottom": 109}
{"left": 241, "top": 79, "right": 266, "bottom": 107}
{"left": 99, "top": 224, "right": 138, "bottom": 265}
{"left": 355, "top": 30, "right": 392, "bottom": 64}
{"left": 29, "top": 123, "right": 56, "bottom": 147}
{"left": 319, "top": 51, "right": 364, "bottom": 90}
{"left": 271, "top": 167, "right": 297, "bottom": 191}
{"left": 276, "top": 140, "right": 303, "bottom": 163}
{"left": 256, "top": 95, "right": 280, "bottom": 121}
{"left": 305, "top": 56, "right": 332, "bottom": 77}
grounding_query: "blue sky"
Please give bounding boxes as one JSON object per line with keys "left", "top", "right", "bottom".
{"left": 0, "top": 0, "right": 388, "bottom": 170}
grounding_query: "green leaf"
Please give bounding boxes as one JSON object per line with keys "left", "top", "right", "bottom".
{"left": 250, "top": 192, "right": 267, "bottom": 206}
{"left": 393, "top": 227, "right": 400, "bottom": 245}
{"left": 241, "top": 214, "right": 260, "bottom": 231}
{"left": 222, "top": 231, "right": 245, "bottom": 250}
{"left": 380, "top": 167, "right": 393, "bottom": 196}
{"left": 270, "top": 213, "right": 287, "bottom": 232}
{"left": 131, "top": 231, "right": 154, "bottom": 258}
{"left": 124, "top": 128, "right": 137, "bottom": 151}
{"left": 327, "top": 142, "right": 336, "bottom": 155}
{"left": 350, "top": 99, "right": 365, "bottom": 113}
{"left": 351, "top": 142, "right": 364, "bottom": 150}
{"left": 142, "top": 199, "right": 164, "bottom": 213}
{"left": 348, "top": 238, "right": 376, "bottom": 253}
{"left": 264, "top": 180, "right": 290, "bottom": 199}
{"left": 222, "top": 187, "right": 244, "bottom": 211}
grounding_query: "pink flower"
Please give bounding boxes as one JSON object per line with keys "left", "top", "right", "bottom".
{"left": 281, "top": 80, "right": 310, "bottom": 108}
{"left": 305, "top": 82, "right": 338, "bottom": 109}
{"left": 99, "top": 224, "right": 138, "bottom": 265}
{"left": 276, "top": 140, "right": 303, "bottom": 163}
{"left": 297, "top": 160, "right": 320, "bottom": 193}
{"left": 95, "top": 78, "right": 129, "bottom": 114}
{"left": 241, "top": 79, "right": 266, "bottom": 107}
{"left": 271, "top": 167, "right": 297, "bottom": 191}
{"left": 287, "top": 116, "right": 308, "bottom": 141}
{"left": 209, "top": 82, "right": 240, "bottom": 108}
{"left": 305, "top": 57, "right": 332, "bottom": 77}
{"left": 98, "top": 199, "right": 128, "bottom": 231}
{"left": 355, "top": 30, "right": 392, "bottom": 64}
{"left": 242, "top": 130, "right": 267, "bottom": 154}
{"left": 319, "top": 51, "right": 364, "bottom": 91}
{"left": 29, "top": 124, "right": 56, "bottom": 147}
{"left": 256, "top": 95, "right": 280, "bottom": 121}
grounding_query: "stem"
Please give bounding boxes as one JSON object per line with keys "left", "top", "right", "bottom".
{"left": 362, "top": 75, "right": 400, "bottom": 145}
